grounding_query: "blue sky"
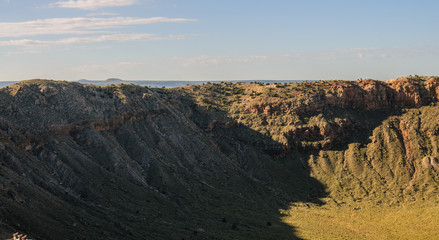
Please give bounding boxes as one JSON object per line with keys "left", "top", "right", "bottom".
{"left": 1, "top": 0, "right": 439, "bottom": 81}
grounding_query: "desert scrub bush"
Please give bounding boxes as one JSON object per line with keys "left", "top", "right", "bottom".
{"left": 407, "top": 75, "right": 423, "bottom": 83}
{"left": 199, "top": 96, "right": 208, "bottom": 103}
{"left": 268, "top": 92, "right": 279, "bottom": 98}
{"left": 231, "top": 87, "right": 244, "bottom": 95}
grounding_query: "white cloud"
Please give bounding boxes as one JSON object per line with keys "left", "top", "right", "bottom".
{"left": 47, "top": 61, "right": 152, "bottom": 80}
{"left": 0, "top": 33, "right": 187, "bottom": 47}
{"left": 5, "top": 49, "right": 44, "bottom": 56}
{"left": 50, "top": 0, "right": 137, "bottom": 10}
{"left": 73, "top": 61, "right": 145, "bottom": 72}
{"left": 169, "top": 49, "right": 405, "bottom": 67}
{"left": 163, "top": 47, "right": 439, "bottom": 69}
{"left": 0, "top": 17, "right": 196, "bottom": 38}
{"left": 87, "top": 12, "right": 119, "bottom": 16}
{"left": 321, "top": 47, "right": 439, "bottom": 60}
{"left": 171, "top": 55, "right": 290, "bottom": 67}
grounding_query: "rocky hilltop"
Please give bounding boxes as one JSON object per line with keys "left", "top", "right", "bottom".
{"left": 0, "top": 76, "right": 439, "bottom": 239}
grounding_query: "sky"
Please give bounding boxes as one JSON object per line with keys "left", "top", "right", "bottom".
{"left": 1, "top": 0, "right": 439, "bottom": 81}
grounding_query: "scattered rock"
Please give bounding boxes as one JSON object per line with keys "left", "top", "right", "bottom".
{"left": 422, "top": 156, "right": 439, "bottom": 169}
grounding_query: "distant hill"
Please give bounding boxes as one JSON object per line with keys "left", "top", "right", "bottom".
{"left": 77, "top": 78, "right": 306, "bottom": 88}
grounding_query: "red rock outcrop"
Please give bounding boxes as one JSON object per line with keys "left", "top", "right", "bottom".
{"left": 246, "top": 77, "right": 439, "bottom": 117}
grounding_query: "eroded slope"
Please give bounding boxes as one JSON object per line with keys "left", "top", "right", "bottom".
{"left": 0, "top": 80, "right": 321, "bottom": 240}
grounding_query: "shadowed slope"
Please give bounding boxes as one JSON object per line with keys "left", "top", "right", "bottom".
{"left": 0, "top": 80, "right": 326, "bottom": 239}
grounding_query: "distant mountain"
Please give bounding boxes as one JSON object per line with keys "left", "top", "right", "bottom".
{"left": 78, "top": 78, "right": 126, "bottom": 85}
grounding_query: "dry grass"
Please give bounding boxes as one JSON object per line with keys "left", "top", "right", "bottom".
{"left": 281, "top": 201, "right": 439, "bottom": 240}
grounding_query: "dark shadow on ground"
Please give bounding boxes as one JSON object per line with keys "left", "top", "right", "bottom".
{"left": 180, "top": 94, "right": 409, "bottom": 239}
{"left": 183, "top": 97, "right": 329, "bottom": 239}
{"left": 286, "top": 107, "right": 404, "bottom": 152}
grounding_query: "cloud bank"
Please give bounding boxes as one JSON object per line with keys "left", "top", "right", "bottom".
{"left": 0, "top": 17, "right": 196, "bottom": 38}
{"left": 0, "top": 34, "right": 187, "bottom": 47}
{"left": 50, "top": 0, "right": 137, "bottom": 10}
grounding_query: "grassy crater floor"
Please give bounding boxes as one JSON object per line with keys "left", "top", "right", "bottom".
{"left": 281, "top": 200, "right": 439, "bottom": 240}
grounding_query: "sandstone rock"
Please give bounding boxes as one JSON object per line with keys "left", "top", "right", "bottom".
{"left": 421, "top": 156, "right": 439, "bottom": 169}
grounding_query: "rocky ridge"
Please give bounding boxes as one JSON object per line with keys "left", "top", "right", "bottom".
{"left": 0, "top": 76, "right": 438, "bottom": 239}
{"left": 179, "top": 76, "right": 439, "bottom": 204}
